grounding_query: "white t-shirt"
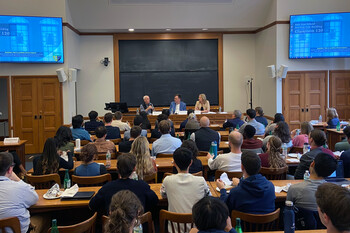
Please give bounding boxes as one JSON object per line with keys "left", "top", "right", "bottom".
{"left": 175, "top": 104, "right": 180, "bottom": 114}
{"left": 208, "top": 152, "right": 242, "bottom": 171}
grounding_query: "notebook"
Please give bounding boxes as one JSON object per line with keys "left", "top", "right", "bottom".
{"left": 61, "top": 191, "right": 95, "bottom": 200}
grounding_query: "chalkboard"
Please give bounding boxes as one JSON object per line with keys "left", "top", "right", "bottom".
{"left": 119, "top": 39, "right": 219, "bottom": 107}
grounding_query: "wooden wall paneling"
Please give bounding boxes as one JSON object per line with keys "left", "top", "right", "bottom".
{"left": 330, "top": 70, "right": 350, "bottom": 121}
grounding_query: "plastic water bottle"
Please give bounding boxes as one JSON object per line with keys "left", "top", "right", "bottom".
{"left": 219, "top": 106, "right": 222, "bottom": 113}
{"left": 106, "top": 150, "right": 111, "bottom": 169}
{"left": 318, "top": 115, "right": 322, "bottom": 123}
{"left": 284, "top": 201, "right": 295, "bottom": 233}
{"left": 282, "top": 143, "right": 288, "bottom": 157}
{"left": 336, "top": 122, "right": 341, "bottom": 131}
{"left": 296, "top": 129, "right": 300, "bottom": 136}
{"left": 133, "top": 223, "right": 143, "bottom": 233}
{"left": 303, "top": 143, "right": 309, "bottom": 154}
{"left": 63, "top": 169, "right": 71, "bottom": 189}
{"left": 235, "top": 218, "right": 243, "bottom": 233}
{"left": 51, "top": 219, "right": 59, "bottom": 233}
{"left": 304, "top": 170, "right": 310, "bottom": 180}
{"left": 210, "top": 141, "right": 218, "bottom": 159}
{"left": 75, "top": 138, "right": 81, "bottom": 151}
{"left": 236, "top": 124, "right": 240, "bottom": 130}
{"left": 136, "top": 108, "right": 139, "bottom": 115}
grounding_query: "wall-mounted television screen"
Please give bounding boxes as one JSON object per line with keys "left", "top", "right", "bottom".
{"left": 0, "top": 15, "right": 64, "bottom": 63}
{"left": 289, "top": 12, "right": 350, "bottom": 59}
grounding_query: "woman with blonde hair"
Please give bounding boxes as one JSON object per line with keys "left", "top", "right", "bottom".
{"left": 130, "top": 136, "right": 157, "bottom": 180}
{"left": 326, "top": 108, "right": 340, "bottom": 129}
{"left": 195, "top": 93, "right": 210, "bottom": 113}
{"left": 106, "top": 190, "right": 144, "bottom": 233}
{"left": 259, "top": 136, "right": 287, "bottom": 168}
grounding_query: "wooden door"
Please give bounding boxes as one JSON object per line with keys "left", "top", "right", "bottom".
{"left": 283, "top": 71, "right": 327, "bottom": 130}
{"left": 330, "top": 71, "right": 350, "bottom": 121}
{"left": 13, "top": 76, "right": 62, "bottom": 154}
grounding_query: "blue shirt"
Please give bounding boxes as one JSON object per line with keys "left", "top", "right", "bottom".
{"left": 152, "top": 134, "right": 182, "bottom": 156}
{"left": 223, "top": 117, "right": 244, "bottom": 129}
{"left": 124, "top": 129, "right": 147, "bottom": 141}
{"left": 255, "top": 116, "right": 268, "bottom": 127}
{"left": 327, "top": 118, "right": 340, "bottom": 129}
{"left": 71, "top": 127, "right": 91, "bottom": 141}
{"left": 239, "top": 119, "right": 265, "bottom": 135}
{"left": 75, "top": 162, "right": 107, "bottom": 176}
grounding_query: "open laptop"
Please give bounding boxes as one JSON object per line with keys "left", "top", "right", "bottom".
{"left": 325, "top": 160, "right": 347, "bottom": 183}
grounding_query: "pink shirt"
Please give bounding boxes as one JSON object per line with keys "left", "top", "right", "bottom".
{"left": 292, "top": 134, "right": 308, "bottom": 147}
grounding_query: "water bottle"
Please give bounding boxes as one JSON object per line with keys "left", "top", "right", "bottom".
{"left": 106, "top": 150, "right": 111, "bottom": 169}
{"left": 318, "top": 115, "right": 322, "bottom": 123}
{"left": 284, "top": 201, "right": 295, "bottom": 233}
{"left": 63, "top": 169, "right": 71, "bottom": 189}
{"left": 303, "top": 143, "right": 309, "bottom": 154}
{"left": 75, "top": 138, "right": 81, "bottom": 151}
{"left": 236, "top": 124, "right": 240, "bottom": 130}
{"left": 219, "top": 106, "right": 222, "bottom": 113}
{"left": 296, "top": 129, "right": 300, "bottom": 136}
{"left": 282, "top": 143, "right": 288, "bottom": 157}
{"left": 133, "top": 223, "right": 143, "bottom": 233}
{"left": 51, "top": 219, "right": 59, "bottom": 233}
{"left": 136, "top": 108, "right": 139, "bottom": 115}
{"left": 210, "top": 141, "right": 218, "bottom": 159}
{"left": 235, "top": 218, "right": 243, "bottom": 233}
{"left": 304, "top": 170, "right": 310, "bottom": 180}
{"left": 130, "top": 171, "right": 138, "bottom": 180}
{"left": 336, "top": 122, "right": 341, "bottom": 131}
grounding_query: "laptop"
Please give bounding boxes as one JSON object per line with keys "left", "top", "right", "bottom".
{"left": 325, "top": 160, "right": 347, "bottom": 182}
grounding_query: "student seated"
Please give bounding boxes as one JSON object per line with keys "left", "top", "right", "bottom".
{"left": 130, "top": 136, "right": 157, "bottom": 180}
{"left": 161, "top": 147, "right": 211, "bottom": 213}
{"left": 241, "top": 125, "right": 263, "bottom": 153}
{"left": 287, "top": 153, "right": 337, "bottom": 228}
{"left": 151, "top": 114, "right": 175, "bottom": 139}
{"left": 111, "top": 111, "right": 131, "bottom": 131}
{"left": 291, "top": 121, "right": 314, "bottom": 147}
{"left": 294, "top": 130, "right": 334, "bottom": 179}
{"left": 190, "top": 116, "right": 221, "bottom": 152}
{"left": 189, "top": 196, "right": 237, "bottom": 233}
{"left": 173, "top": 140, "right": 203, "bottom": 174}
{"left": 124, "top": 115, "right": 148, "bottom": 141}
{"left": 33, "top": 138, "right": 73, "bottom": 175}
{"left": 71, "top": 114, "right": 91, "bottom": 141}
{"left": 152, "top": 120, "right": 181, "bottom": 156}
{"left": 185, "top": 113, "right": 200, "bottom": 130}
{"left": 265, "top": 113, "right": 285, "bottom": 136}
{"left": 217, "top": 151, "right": 275, "bottom": 214}
{"left": 259, "top": 136, "right": 286, "bottom": 168}
{"left": 89, "top": 153, "right": 158, "bottom": 215}
{"left": 340, "top": 126, "right": 350, "bottom": 178}
{"left": 315, "top": 183, "right": 350, "bottom": 233}
{"left": 263, "top": 121, "right": 292, "bottom": 148}
{"left": 255, "top": 106, "right": 268, "bottom": 127}
{"left": 74, "top": 144, "right": 107, "bottom": 176}
{"left": 105, "top": 190, "right": 144, "bottom": 233}
{"left": 119, "top": 126, "right": 142, "bottom": 153}
{"left": 223, "top": 109, "right": 244, "bottom": 129}
{"left": 90, "top": 126, "right": 116, "bottom": 154}
{"left": 239, "top": 109, "right": 265, "bottom": 135}
{"left": 179, "top": 109, "right": 195, "bottom": 131}
{"left": 140, "top": 111, "right": 151, "bottom": 130}
{"left": 104, "top": 113, "right": 121, "bottom": 139}
{"left": 326, "top": 108, "right": 340, "bottom": 129}
{"left": 54, "top": 126, "right": 74, "bottom": 152}
{"left": 84, "top": 110, "right": 104, "bottom": 132}
{"left": 207, "top": 131, "right": 242, "bottom": 172}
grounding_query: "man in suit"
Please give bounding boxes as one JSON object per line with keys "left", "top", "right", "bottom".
{"left": 190, "top": 116, "right": 221, "bottom": 152}
{"left": 169, "top": 94, "right": 186, "bottom": 114}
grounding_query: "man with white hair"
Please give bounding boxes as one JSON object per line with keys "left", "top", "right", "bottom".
{"left": 140, "top": 95, "right": 154, "bottom": 114}
{"left": 190, "top": 116, "right": 221, "bottom": 151}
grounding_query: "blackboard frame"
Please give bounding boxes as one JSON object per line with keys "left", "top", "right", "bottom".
{"left": 113, "top": 33, "right": 223, "bottom": 108}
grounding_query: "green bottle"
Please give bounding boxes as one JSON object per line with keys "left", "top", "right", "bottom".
{"left": 336, "top": 122, "right": 341, "bottom": 131}
{"left": 235, "top": 218, "right": 243, "bottom": 233}
{"left": 51, "top": 219, "right": 59, "bottom": 233}
{"left": 187, "top": 132, "right": 191, "bottom": 140}
{"left": 236, "top": 124, "right": 240, "bottom": 130}
{"left": 63, "top": 169, "right": 71, "bottom": 189}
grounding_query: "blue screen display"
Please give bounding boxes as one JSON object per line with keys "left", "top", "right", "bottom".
{"left": 0, "top": 15, "right": 64, "bottom": 63}
{"left": 289, "top": 12, "right": 350, "bottom": 59}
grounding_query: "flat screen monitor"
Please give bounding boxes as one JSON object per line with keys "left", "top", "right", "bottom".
{"left": 289, "top": 12, "right": 350, "bottom": 59}
{"left": 0, "top": 15, "right": 64, "bottom": 63}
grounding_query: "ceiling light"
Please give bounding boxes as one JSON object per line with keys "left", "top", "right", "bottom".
{"left": 166, "top": 28, "right": 171, "bottom": 31}
{"left": 128, "top": 28, "right": 134, "bottom": 32}
{"left": 202, "top": 28, "right": 208, "bottom": 31}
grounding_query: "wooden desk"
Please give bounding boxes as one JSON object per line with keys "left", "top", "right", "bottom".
{"left": 0, "top": 140, "right": 27, "bottom": 169}
{"left": 327, "top": 128, "right": 344, "bottom": 151}
{"left": 30, "top": 186, "right": 101, "bottom": 213}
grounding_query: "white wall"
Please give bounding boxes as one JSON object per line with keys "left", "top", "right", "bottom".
{"left": 223, "top": 34, "right": 255, "bottom": 111}
{"left": 77, "top": 36, "right": 115, "bottom": 117}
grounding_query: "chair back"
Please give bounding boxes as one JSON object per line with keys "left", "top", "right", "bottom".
{"left": 159, "top": 209, "right": 193, "bottom": 233}
{"left": 295, "top": 207, "right": 324, "bottom": 230}
{"left": 26, "top": 173, "right": 61, "bottom": 189}
{"left": 221, "top": 135, "right": 229, "bottom": 141}
{"left": 73, "top": 140, "right": 90, "bottom": 146}
{"left": 0, "top": 217, "right": 21, "bottom": 233}
{"left": 109, "top": 138, "right": 122, "bottom": 145}
{"left": 215, "top": 170, "right": 243, "bottom": 180}
{"left": 97, "top": 152, "right": 116, "bottom": 160}
{"left": 102, "top": 212, "right": 155, "bottom": 233}
{"left": 242, "top": 148, "right": 264, "bottom": 154}
{"left": 184, "top": 129, "right": 198, "bottom": 140}
{"left": 157, "top": 153, "right": 173, "bottom": 158}
{"left": 148, "top": 138, "right": 158, "bottom": 143}
{"left": 192, "top": 171, "right": 203, "bottom": 177}
{"left": 143, "top": 173, "right": 157, "bottom": 184}
{"left": 289, "top": 146, "right": 303, "bottom": 153}
{"left": 260, "top": 166, "right": 288, "bottom": 180}
{"left": 48, "top": 212, "right": 97, "bottom": 233}
{"left": 231, "top": 208, "right": 280, "bottom": 232}
{"left": 71, "top": 174, "right": 111, "bottom": 187}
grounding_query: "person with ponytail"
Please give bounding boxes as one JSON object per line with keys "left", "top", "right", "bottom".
{"left": 259, "top": 136, "right": 287, "bottom": 168}
{"left": 33, "top": 137, "right": 73, "bottom": 175}
{"left": 130, "top": 136, "right": 157, "bottom": 180}
{"left": 106, "top": 190, "right": 144, "bottom": 233}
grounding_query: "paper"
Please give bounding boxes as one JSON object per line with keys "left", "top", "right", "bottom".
{"left": 288, "top": 153, "right": 298, "bottom": 158}
{"left": 287, "top": 158, "right": 299, "bottom": 163}
{"left": 220, "top": 172, "right": 232, "bottom": 186}
{"left": 333, "top": 151, "right": 343, "bottom": 157}
{"left": 275, "top": 183, "right": 291, "bottom": 193}
{"left": 275, "top": 186, "right": 283, "bottom": 193}
{"left": 61, "top": 184, "right": 79, "bottom": 198}
{"left": 44, "top": 183, "right": 61, "bottom": 198}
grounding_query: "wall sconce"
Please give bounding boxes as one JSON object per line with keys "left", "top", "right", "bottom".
{"left": 101, "top": 57, "right": 110, "bottom": 66}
